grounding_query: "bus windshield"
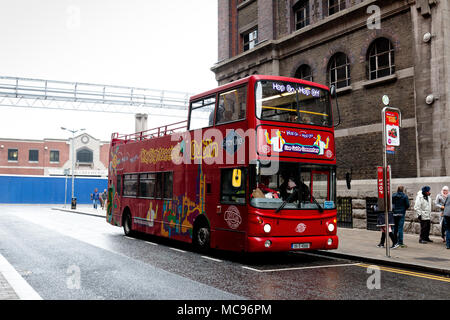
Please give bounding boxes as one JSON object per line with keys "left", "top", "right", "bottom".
{"left": 250, "top": 162, "right": 336, "bottom": 210}
{"left": 255, "top": 80, "right": 332, "bottom": 127}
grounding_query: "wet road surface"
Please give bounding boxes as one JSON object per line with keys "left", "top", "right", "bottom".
{"left": 0, "top": 206, "right": 448, "bottom": 300}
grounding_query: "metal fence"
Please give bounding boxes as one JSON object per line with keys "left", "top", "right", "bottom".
{"left": 336, "top": 197, "right": 353, "bottom": 228}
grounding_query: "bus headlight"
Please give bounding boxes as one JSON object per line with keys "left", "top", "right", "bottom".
{"left": 264, "top": 224, "right": 271, "bottom": 233}
{"left": 327, "top": 223, "right": 335, "bottom": 232}
{"left": 265, "top": 240, "right": 272, "bottom": 248}
{"left": 327, "top": 238, "right": 333, "bottom": 246}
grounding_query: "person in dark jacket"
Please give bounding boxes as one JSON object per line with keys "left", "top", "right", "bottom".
{"left": 392, "top": 186, "right": 410, "bottom": 248}
{"left": 376, "top": 204, "right": 397, "bottom": 249}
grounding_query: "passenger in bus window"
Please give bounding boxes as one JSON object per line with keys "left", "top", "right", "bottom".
{"left": 288, "top": 112, "right": 298, "bottom": 123}
{"left": 257, "top": 176, "right": 279, "bottom": 199}
{"left": 302, "top": 114, "right": 313, "bottom": 124}
{"left": 215, "top": 104, "right": 225, "bottom": 124}
{"left": 279, "top": 177, "right": 298, "bottom": 202}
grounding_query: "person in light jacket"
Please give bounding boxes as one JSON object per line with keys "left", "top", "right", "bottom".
{"left": 414, "top": 186, "right": 432, "bottom": 244}
{"left": 443, "top": 195, "right": 450, "bottom": 249}
{"left": 435, "top": 186, "right": 448, "bottom": 242}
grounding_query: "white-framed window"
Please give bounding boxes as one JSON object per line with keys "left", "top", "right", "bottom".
{"left": 243, "top": 28, "right": 258, "bottom": 52}
{"left": 328, "top": 52, "right": 351, "bottom": 89}
{"left": 368, "top": 38, "right": 395, "bottom": 80}
{"left": 328, "top": 0, "right": 346, "bottom": 15}
{"left": 294, "top": 1, "right": 309, "bottom": 30}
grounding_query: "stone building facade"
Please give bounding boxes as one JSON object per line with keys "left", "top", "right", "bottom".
{"left": 212, "top": 0, "right": 450, "bottom": 233}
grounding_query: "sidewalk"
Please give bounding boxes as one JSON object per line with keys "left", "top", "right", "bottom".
{"left": 323, "top": 227, "right": 450, "bottom": 276}
{"left": 51, "top": 204, "right": 107, "bottom": 218}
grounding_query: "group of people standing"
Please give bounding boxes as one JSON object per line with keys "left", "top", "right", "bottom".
{"left": 91, "top": 188, "right": 108, "bottom": 210}
{"left": 377, "top": 185, "right": 450, "bottom": 250}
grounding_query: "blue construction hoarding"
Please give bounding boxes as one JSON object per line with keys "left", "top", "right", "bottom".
{"left": 0, "top": 175, "right": 107, "bottom": 204}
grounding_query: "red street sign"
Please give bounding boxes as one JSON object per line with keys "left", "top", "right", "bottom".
{"left": 386, "top": 145, "right": 395, "bottom": 154}
{"left": 385, "top": 110, "right": 400, "bottom": 146}
{"left": 377, "top": 166, "right": 384, "bottom": 199}
{"left": 377, "top": 165, "right": 391, "bottom": 211}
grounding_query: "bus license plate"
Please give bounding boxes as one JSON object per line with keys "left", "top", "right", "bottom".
{"left": 292, "top": 243, "right": 310, "bottom": 249}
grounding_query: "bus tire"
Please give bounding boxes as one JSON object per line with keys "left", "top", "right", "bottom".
{"left": 123, "top": 209, "right": 134, "bottom": 237}
{"left": 193, "top": 219, "right": 210, "bottom": 252}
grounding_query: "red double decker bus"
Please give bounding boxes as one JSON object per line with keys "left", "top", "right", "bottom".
{"left": 107, "top": 75, "right": 338, "bottom": 252}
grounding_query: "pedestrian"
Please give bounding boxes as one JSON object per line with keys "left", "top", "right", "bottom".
{"left": 414, "top": 186, "right": 433, "bottom": 244}
{"left": 92, "top": 188, "right": 100, "bottom": 209}
{"left": 435, "top": 186, "right": 448, "bottom": 243}
{"left": 392, "top": 186, "right": 410, "bottom": 248}
{"left": 376, "top": 205, "right": 397, "bottom": 249}
{"left": 443, "top": 194, "right": 450, "bottom": 249}
{"left": 101, "top": 189, "right": 108, "bottom": 210}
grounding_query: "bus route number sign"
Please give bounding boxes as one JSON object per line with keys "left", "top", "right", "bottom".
{"left": 385, "top": 110, "right": 400, "bottom": 147}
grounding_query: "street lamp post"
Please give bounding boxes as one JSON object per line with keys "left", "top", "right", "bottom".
{"left": 61, "top": 127, "right": 85, "bottom": 209}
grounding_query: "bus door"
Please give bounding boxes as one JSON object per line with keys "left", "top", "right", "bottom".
{"left": 213, "top": 167, "right": 247, "bottom": 251}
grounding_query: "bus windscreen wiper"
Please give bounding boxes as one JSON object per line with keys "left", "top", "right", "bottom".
{"left": 310, "top": 194, "right": 324, "bottom": 213}
{"left": 275, "top": 191, "right": 296, "bottom": 213}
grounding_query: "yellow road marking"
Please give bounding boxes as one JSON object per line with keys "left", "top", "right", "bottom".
{"left": 356, "top": 263, "right": 450, "bottom": 283}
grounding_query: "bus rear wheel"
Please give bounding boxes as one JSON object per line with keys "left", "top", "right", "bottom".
{"left": 193, "top": 223, "right": 210, "bottom": 252}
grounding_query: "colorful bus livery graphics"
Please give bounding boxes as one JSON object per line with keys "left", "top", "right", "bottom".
{"left": 259, "top": 126, "right": 335, "bottom": 160}
{"left": 107, "top": 75, "right": 338, "bottom": 252}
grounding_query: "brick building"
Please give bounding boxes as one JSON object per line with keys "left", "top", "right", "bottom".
{"left": 212, "top": 0, "right": 450, "bottom": 183}
{"left": 0, "top": 133, "right": 110, "bottom": 177}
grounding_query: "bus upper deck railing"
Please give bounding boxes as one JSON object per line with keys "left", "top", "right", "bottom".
{"left": 111, "top": 120, "right": 188, "bottom": 145}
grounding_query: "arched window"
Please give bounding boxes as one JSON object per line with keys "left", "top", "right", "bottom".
{"left": 367, "top": 38, "right": 395, "bottom": 80}
{"left": 77, "top": 148, "right": 93, "bottom": 163}
{"left": 328, "top": 52, "right": 350, "bottom": 89}
{"left": 294, "top": 64, "right": 313, "bottom": 82}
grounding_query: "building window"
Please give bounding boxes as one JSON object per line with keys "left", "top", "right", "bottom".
{"left": 76, "top": 148, "right": 93, "bottom": 163}
{"left": 29, "top": 149, "right": 39, "bottom": 162}
{"left": 328, "top": 52, "right": 351, "bottom": 89}
{"left": 242, "top": 28, "right": 258, "bottom": 52}
{"left": 328, "top": 0, "right": 346, "bottom": 15}
{"left": 294, "top": 64, "right": 313, "bottom": 82}
{"left": 50, "top": 150, "right": 60, "bottom": 163}
{"left": 368, "top": 38, "right": 395, "bottom": 80}
{"left": 8, "top": 149, "right": 18, "bottom": 161}
{"left": 294, "top": 1, "right": 309, "bottom": 30}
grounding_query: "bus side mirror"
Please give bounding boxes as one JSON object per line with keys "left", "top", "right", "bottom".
{"left": 232, "top": 169, "right": 242, "bottom": 188}
{"left": 330, "top": 85, "right": 337, "bottom": 98}
{"left": 345, "top": 172, "right": 352, "bottom": 190}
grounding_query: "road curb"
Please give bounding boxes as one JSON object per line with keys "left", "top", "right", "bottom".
{"left": 51, "top": 207, "right": 106, "bottom": 219}
{"left": 317, "top": 250, "right": 450, "bottom": 276}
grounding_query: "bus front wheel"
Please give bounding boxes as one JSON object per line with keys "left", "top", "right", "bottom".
{"left": 193, "top": 222, "right": 210, "bottom": 252}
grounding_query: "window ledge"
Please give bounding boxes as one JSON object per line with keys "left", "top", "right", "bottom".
{"left": 237, "top": 0, "right": 256, "bottom": 10}
{"left": 362, "top": 74, "right": 398, "bottom": 88}
{"left": 336, "top": 86, "right": 352, "bottom": 95}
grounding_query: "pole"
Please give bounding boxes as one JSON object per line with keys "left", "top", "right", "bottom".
{"left": 382, "top": 110, "right": 390, "bottom": 257}
{"left": 381, "top": 105, "right": 401, "bottom": 258}
{"left": 64, "top": 172, "right": 68, "bottom": 208}
{"left": 71, "top": 131, "right": 75, "bottom": 200}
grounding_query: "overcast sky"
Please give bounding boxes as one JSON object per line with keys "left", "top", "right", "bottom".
{"left": 0, "top": 0, "right": 218, "bottom": 141}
